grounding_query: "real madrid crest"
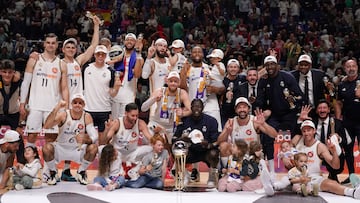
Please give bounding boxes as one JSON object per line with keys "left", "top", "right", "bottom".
{"left": 280, "top": 81, "right": 284, "bottom": 87}
{"left": 202, "top": 125, "right": 207, "bottom": 132}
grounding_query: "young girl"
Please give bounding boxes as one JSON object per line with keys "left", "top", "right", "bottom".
{"left": 13, "top": 146, "right": 42, "bottom": 190}
{"left": 218, "top": 139, "right": 248, "bottom": 192}
{"left": 125, "top": 135, "right": 169, "bottom": 190}
{"left": 288, "top": 152, "right": 318, "bottom": 196}
{"left": 87, "top": 144, "right": 125, "bottom": 191}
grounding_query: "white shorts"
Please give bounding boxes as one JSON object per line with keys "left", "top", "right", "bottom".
{"left": 53, "top": 143, "right": 86, "bottom": 163}
{"left": 26, "top": 109, "right": 58, "bottom": 134}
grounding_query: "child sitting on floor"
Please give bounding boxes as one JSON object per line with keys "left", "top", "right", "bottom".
{"left": 125, "top": 134, "right": 169, "bottom": 190}
{"left": 218, "top": 139, "right": 248, "bottom": 192}
{"left": 288, "top": 152, "right": 319, "bottom": 196}
{"left": 87, "top": 144, "right": 126, "bottom": 191}
{"left": 13, "top": 146, "right": 42, "bottom": 190}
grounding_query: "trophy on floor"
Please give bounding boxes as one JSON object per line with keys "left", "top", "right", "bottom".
{"left": 85, "top": 11, "right": 104, "bottom": 26}
{"left": 172, "top": 140, "right": 188, "bottom": 191}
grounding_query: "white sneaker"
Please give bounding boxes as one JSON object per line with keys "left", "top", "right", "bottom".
{"left": 15, "top": 184, "right": 24, "bottom": 191}
{"left": 260, "top": 160, "right": 275, "bottom": 196}
{"left": 354, "top": 184, "right": 360, "bottom": 199}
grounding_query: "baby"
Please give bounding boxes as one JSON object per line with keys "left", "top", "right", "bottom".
{"left": 206, "top": 49, "right": 225, "bottom": 88}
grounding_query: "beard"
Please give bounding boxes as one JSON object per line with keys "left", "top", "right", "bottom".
{"left": 125, "top": 44, "right": 135, "bottom": 51}
{"left": 192, "top": 57, "right": 202, "bottom": 64}
{"left": 238, "top": 111, "right": 248, "bottom": 119}
{"left": 156, "top": 50, "right": 167, "bottom": 58}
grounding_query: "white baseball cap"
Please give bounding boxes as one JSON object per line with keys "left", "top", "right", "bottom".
{"left": 170, "top": 39, "right": 185, "bottom": 49}
{"left": 235, "top": 97, "right": 251, "bottom": 108}
{"left": 264, "top": 55, "right": 277, "bottom": 64}
{"left": 125, "top": 33, "right": 136, "bottom": 40}
{"left": 71, "top": 93, "right": 85, "bottom": 103}
{"left": 298, "top": 54, "right": 312, "bottom": 64}
{"left": 0, "top": 130, "right": 20, "bottom": 144}
{"left": 227, "top": 59, "right": 240, "bottom": 67}
{"left": 155, "top": 38, "right": 168, "bottom": 46}
{"left": 300, "top": 120, "right": 316, "bottom": 130}
{"left": 167, "top": 71, "right": 180, "bottom": 80}
{"left": 207, "top": 49, "right": 224, "bottom": 59}
{"left": 63, "top": 38, "right": 77, "bottom": 48}
{"left": 94, "top": 45, "right": 108, "bottom": 54}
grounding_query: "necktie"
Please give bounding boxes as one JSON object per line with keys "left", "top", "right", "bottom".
{"left": 320, "top": 122, "right": 326, "bottom": 143}
{"left": 252, "top": 86, "right": 256, "bottom": 97}
{"left": 304, "top": 75, "right": 309, "bottom": 105}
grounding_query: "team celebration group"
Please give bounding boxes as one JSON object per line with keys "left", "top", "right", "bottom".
{"left": 1, "top": 13, "right": 360, "bottom": 199}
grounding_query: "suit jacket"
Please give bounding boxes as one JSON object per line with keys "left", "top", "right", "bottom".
{"left": 312, "top": 117, "right": 347, "bottom": 148}
{"left": 290, "top": 69, "right": 326, "bottom": 108}
{"left": 237, "top": 81, "right": 265, "bottom": 111}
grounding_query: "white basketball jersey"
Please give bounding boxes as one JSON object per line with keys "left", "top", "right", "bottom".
{"left": 112, "top": 55, "right": 137, "bottom": 103}
{"left": 295, "top": 138, "right": 322, "bottom": 177}
{"left": 172, "top": 53, "right": 186, "bottom": 73}
{"left": 149, "top": 58, "right": 170, "bottom": 93}
{"left": 150, "top": 87, "right": 180, "bottom": 129}
{"left": 111, "top": 117, "right": 140, "bottom": 155}
{"left": 57, "top": 110, "right": 86, "bottom": 148}
{"left": 83, "top": 63, "right": 112, "bottom": 112}
{"left": 65, "top": 59, "right": 83, "bottom": 96}
{"left": 187, "top": 65, "right": 210, "bottom": 103}
{"left": 29, "top": 55, "right": 61, "bottom": 111}
{"left": 231, "top": 115, "right": 259, "bottom": 145}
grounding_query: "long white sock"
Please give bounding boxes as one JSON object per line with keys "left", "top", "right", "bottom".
{"left": 268, "top": 159, "right": 275, "bottom": 174}
{"left": 79, "top": 159, "right": 91, "bottom": 172}
{"left": 274, "top": 176, "right": 291, "bottom": 190}
{"left": 344, "top": 187, "right": 355, "bottom": 197}
{"left": 46, "top": 160, "right": 57, "bottom": 172}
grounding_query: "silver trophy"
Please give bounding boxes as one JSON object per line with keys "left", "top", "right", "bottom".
{"left": 323, "top": 76, "right": 334, "bottom": 97}
{"left": 283, "top": 88, "right": 296, "bottom": 109}
{"left": 85, "top": 11, "right": 104, "bottom": 26}
{"left": 226, "top": 82, "right": 234, "bottom": 103}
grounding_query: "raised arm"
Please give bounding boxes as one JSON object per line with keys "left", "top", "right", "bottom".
{"left": 76, "top": 15, "right": 100, "bottom": 66}
{"left": 60, "top": 61, "right": 69, "bottom": 105}
{"left": 43, "top": 100, "right": 67, "bottom": 129}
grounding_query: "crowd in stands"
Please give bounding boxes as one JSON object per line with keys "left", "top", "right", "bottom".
{"left": 1, "top": 0, "right": 360, "bottom": 198}
{"left": 0, "top": 0, "right": 359, "bottom": 75}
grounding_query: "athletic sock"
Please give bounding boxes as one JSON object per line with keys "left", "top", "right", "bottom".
{"left": 344, "top": 187, "right": 355, "bottom": 197}
{"left": 79, "top": 159, "right": 91, "bottom": 172}
{"left": 46, "top": 160, "right": 57, "bottom": 172}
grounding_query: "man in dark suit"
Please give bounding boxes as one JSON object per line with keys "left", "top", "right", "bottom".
{"left": 290, "top": 54, "right": 327, "bottom": 109}
{"left": 221, "top": 59, "right": 246, "bottom": 127}
{"left": 238, "top": 67, "right": 265, "bottom": 113}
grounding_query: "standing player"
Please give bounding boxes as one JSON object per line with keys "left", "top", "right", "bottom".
{"left": 110, "top": 33, "right": 144, "bottom": 118}
{"left": 19, "top": 33, "right": 69, "bottom": 146}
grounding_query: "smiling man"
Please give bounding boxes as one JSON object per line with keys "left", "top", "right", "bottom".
{"left": 43, "top": 94, "right": 98, "bottom": 186}
{"left": 141, "top": 71, "right": 191, "bottom": 143}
